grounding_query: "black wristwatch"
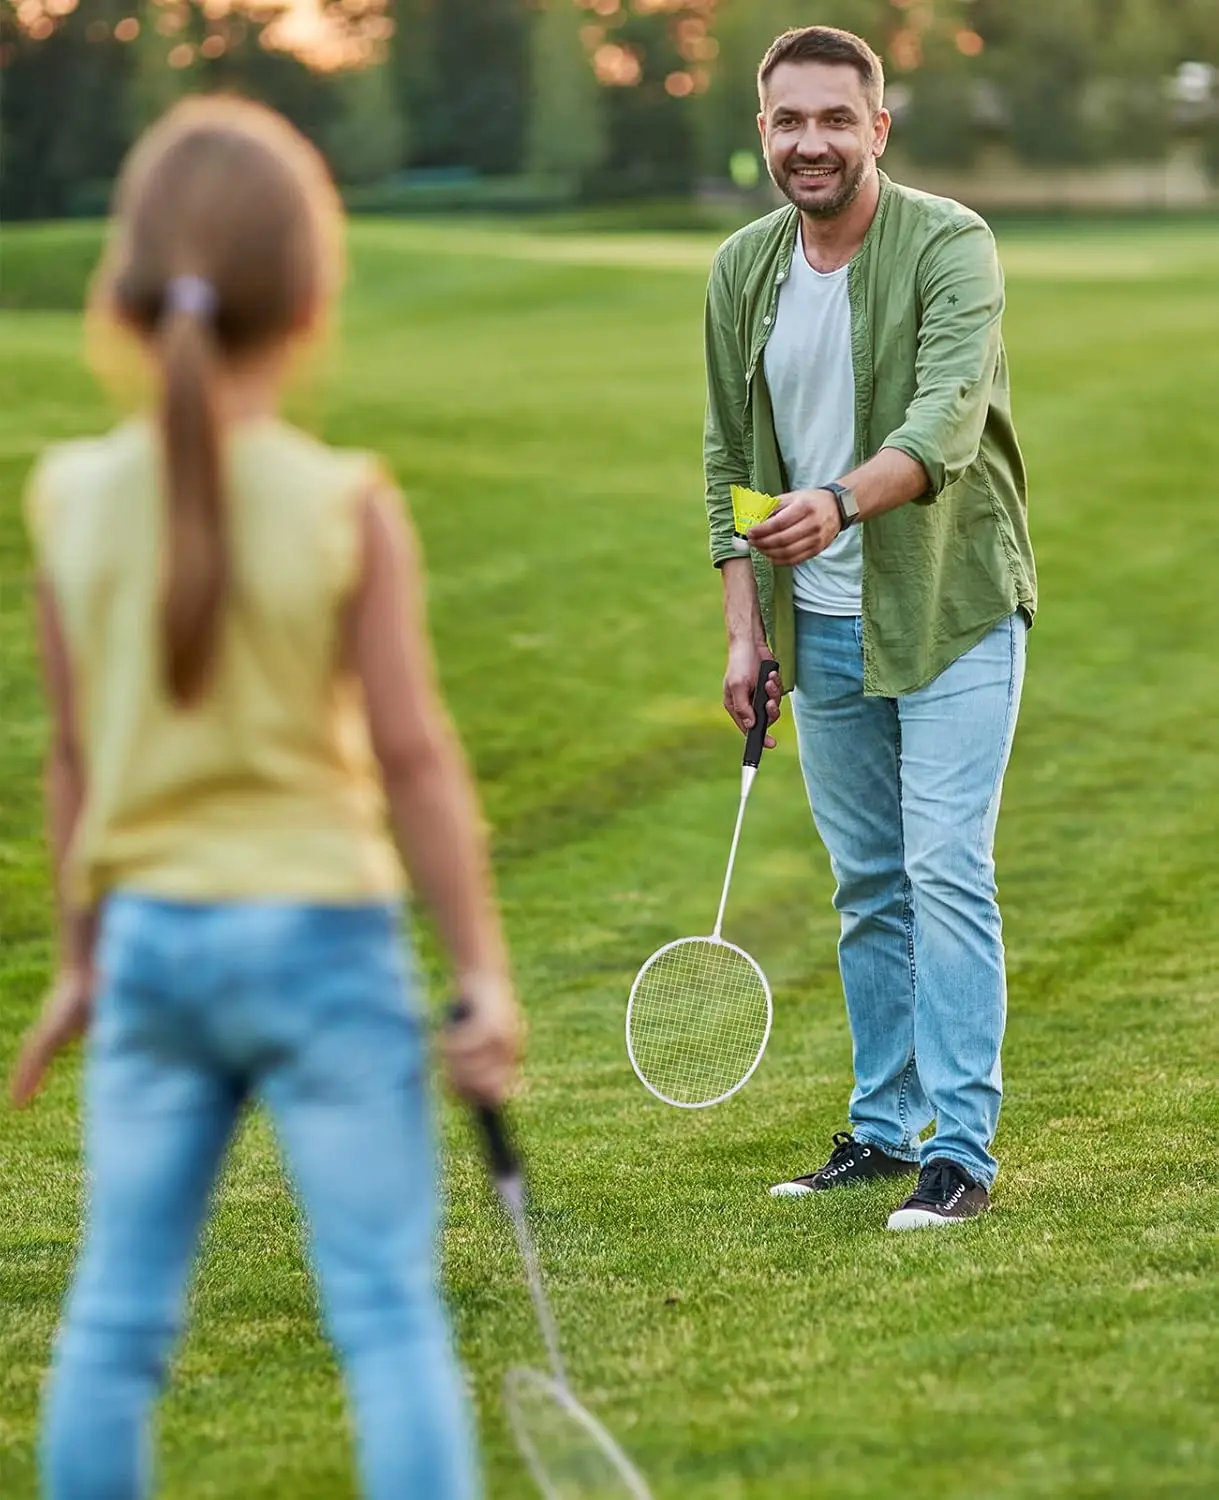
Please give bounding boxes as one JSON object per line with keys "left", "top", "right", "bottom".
{"left": 823, "top": 482, "right": 861, "bottom": 530}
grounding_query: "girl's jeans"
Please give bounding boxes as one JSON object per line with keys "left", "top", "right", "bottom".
{"left": 43, "top": 896, "right": 477, "bottom": 1500}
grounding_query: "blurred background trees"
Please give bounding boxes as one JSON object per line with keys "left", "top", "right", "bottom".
{"left": 2, "top": 0, "right": 1217, "bottom": 218}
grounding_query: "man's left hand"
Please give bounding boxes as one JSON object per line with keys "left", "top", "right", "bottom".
{"left": 747, "top": 489, "right": 842, "bottom": 565}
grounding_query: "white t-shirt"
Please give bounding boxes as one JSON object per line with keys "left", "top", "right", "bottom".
{"left": 763, "top": 237, "right": 861, "bottom": 616}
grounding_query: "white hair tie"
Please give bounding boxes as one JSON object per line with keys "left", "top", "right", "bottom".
{"left": 165, "top": 275, "right": 218, "bottom": 321}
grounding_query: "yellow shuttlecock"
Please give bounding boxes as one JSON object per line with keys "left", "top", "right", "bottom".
{"left": 731, "top": 486, "right": 779, "bottom": 551}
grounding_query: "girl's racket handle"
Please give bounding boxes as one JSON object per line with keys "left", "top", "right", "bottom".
{"left": 475, "top": 1104, "right": 521, "bottom": 1185}
{"left": 743, "top": 659, "right": 780, "bottom": 769}
{"left": 446, "top": 1000, "right": 524, "bottom": 1192}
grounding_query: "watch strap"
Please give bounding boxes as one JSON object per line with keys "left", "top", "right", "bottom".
{"left": 823, "top": 482, "right": 860, "bottom": 529}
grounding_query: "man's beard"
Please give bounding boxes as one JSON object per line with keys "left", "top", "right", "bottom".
{"left": 773, "top": 151, "right": 868, "bottom": 219}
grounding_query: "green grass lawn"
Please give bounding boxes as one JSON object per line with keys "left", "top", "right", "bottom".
{"left": 1, "top": 216, "right": 1217, "bottom": 1499}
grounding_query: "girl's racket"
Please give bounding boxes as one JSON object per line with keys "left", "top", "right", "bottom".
{"left": 625, "top": 661, "right": 778, "bottom": 1109}
{"left": 468, "top": 1104, "right": 653, "bottom": 1500}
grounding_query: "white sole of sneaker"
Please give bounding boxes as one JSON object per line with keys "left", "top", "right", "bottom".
{"left": 887, "top": 1207, "right": 970, "bottom": 1230}
{"left": 769, "top": 1182, "right": 817, "bottom": 1198}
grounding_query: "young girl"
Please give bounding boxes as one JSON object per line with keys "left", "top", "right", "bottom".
{"left": 11, "top": 97, "right": 520, "bottom": 1500}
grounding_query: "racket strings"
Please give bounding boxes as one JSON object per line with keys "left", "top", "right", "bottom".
{"left": 501, "top": 1208, "right": 653, "bottom": 1497}
{"left": 506, "top": 1368, "right": 652, "bottom": 1499}
{"left": 627, "top": 938, "right": 770, "bottom": 1106}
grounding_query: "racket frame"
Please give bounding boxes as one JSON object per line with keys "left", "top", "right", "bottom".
{"left": 625, "top": 933, "right": 773, "bottom": 1110}
{"left": 626, "top": 657, "right": 780, "bottom": 1108}
{"left": 504, "top": 1366, "right": 653, "bottom": 1500}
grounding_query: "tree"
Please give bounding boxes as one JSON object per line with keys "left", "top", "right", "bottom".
{"left": 900, "top": 52, "right": 981, "bottom": 169}
{"left": 597, "top": 18, "right": 694, "bottom": 196}
{"left": 130, "top": 1, "right": 343, "bottom": 145}
{"left": 882, "top": 1, "right": 983, "bottom": 168}
{"left": 391, "top": 0, "right": 444, "bottom": 166}
{"left": 1092, "top": 0, "right": 1177, "bottom": 162}
{"left": 971, "top": 0, "right": 1100, "bottom": 164}
{"left": 0, "top": 0, "right": 135, "bottom": 220}
{"left": 526, "top": 0, "right": 606, "bottom": 185}
{"left": 700, "top": 0, "right": 978, "bottom": 180}
{"left": 127, "top": 0, "right": 191, "bottom": 133}
{"left": 0, "top": 0, "right": 373, "bottom": 219}
{"left": 694, "top": 0, "right": 794, "bottom": 180}
{"left": 430, "top": 0, "right": 531, "bottom": 174}
{"left": 1176, "top": 0, "right": 1219, "bottom": 62}
{"left": 324, "top": 63, "right": 409, "bottom": 185}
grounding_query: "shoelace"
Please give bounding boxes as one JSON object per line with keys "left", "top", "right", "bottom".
{"left": 915, "top": 1159, "right": 970, "bottom": 1202}
{"left": 824, "top": 1131, "right": 857, "bottom": 1167}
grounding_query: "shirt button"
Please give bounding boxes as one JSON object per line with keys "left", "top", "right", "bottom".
{"left": 763, "top": 314, "right": 772, "bottom": 324}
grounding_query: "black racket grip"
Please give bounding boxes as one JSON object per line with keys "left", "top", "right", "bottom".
{"left": 743, "top": 659, "right": 780, "bottom": 769}
{"left": 445, "top": 1000, "right": 523, "bottom": 1187}
{"left": 474, "top": 1105, "right": 521, "bottom": 1183}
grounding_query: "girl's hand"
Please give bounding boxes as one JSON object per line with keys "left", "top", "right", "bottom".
{"left": 10, "top": 968, "right": 94, "bottom": 1107}
{"left": 444, "top": 975, "right": 522, "bottom": 1106}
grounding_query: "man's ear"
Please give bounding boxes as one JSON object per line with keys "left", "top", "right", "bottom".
{"left": 872, "top": 108, "right": 892, "bottom": 159}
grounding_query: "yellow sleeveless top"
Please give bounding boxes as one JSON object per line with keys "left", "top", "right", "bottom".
{"left": 25, "top": 417, "right": 403, "bottom": 906}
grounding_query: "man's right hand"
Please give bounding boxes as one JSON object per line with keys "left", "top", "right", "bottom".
{"left": 724, "top": 639, "right": 783, "bottom": 747}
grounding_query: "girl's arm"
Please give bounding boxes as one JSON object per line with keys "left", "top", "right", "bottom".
{"left": 10, "top": 577, "right": 94, "bottom": 1106}
{"left": 37, "top": 576, "right": 95, "bottom": 971}
{"left": 348, "top": 485, "right": 520, "bottom": 1106}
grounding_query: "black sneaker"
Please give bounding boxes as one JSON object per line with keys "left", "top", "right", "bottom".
{"left": 887, "top": 1158, "right": 990, "bottom": 1230}
{"left": 769, "top": 1131, "right": 919, "bottom": 1197}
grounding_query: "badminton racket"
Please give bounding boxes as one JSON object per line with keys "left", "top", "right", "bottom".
{"left": 625, "top": 659, "right": 778, "bottom": 1109}
{"left": 465, "top": 1099, "right": 653, "bottom": 1499}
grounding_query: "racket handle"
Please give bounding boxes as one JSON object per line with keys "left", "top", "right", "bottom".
{"left": 743, "top": 659, "right": 780, "bottom": 769}
{"left": 446, "top": 1000, "right": 525, "bottom": 1190}
{"left": 474, "top": 1104, "right": 522, "bottom": 1184}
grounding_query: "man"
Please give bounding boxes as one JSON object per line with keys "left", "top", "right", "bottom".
{"left": 704, "top": 26, "right": 1036, "bottom": 1229}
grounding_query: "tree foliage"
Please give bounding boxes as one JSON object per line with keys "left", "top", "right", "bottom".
{"left": 526, "top": 0, "right": 606, "bottom": 184}
{"left": 324, "top": 62, "right": 409, "bottom": 186}
{"left": 3, "top": 0, "right": 1218, "bottom": 221}
{"left": 428, "top": 0, "right": 531, "bottom": 175}
{"left": 1, "top": 0, "right": 135, "bottom": 219}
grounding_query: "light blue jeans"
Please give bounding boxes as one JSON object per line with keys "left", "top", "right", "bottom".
{"left": 791, "top": 611, "right": 1027, "bottom": 1187}
{"left": 43, "top": 897, "right": 477, "bottom": 1500}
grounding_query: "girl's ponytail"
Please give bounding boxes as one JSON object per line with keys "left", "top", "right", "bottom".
{"left": 158, "top": 278, "right": 226, "bottom": 706}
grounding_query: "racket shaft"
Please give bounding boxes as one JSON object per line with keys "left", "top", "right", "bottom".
{"left": 503, "top": 1194, "right": 569, "bottom": 1390}
{"left": 465, "top": 1097, "right": 569, "bottom": 1388}
{"left": 712, "top": 783, "right": 752, "bottom": 940}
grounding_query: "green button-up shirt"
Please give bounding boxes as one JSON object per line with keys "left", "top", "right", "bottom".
{"left": 704, "top": 173, "right": 1037, "bottom": 696}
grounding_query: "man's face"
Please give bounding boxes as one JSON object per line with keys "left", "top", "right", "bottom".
{"left": 758, "top": 61, "right": 890, "bottom": 219}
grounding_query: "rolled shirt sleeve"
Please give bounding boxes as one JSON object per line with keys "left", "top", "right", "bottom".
{"left": 703, "top": 249, "right": 752, "bottom": 567}
{"left": 882, "top": 218, "right": 1005, "bottom": 500}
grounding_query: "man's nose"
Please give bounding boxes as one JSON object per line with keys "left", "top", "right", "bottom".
{"left": 795, "top": 120, "right": 830, "bottom": 158}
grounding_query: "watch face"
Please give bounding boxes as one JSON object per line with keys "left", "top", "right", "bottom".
{"left": 831, "top": 485, "right": 859, "bottom": 525}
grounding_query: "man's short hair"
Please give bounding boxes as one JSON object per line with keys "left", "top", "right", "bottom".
{"left": 758, "top": 26, "right": 886, "bottom": 116}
